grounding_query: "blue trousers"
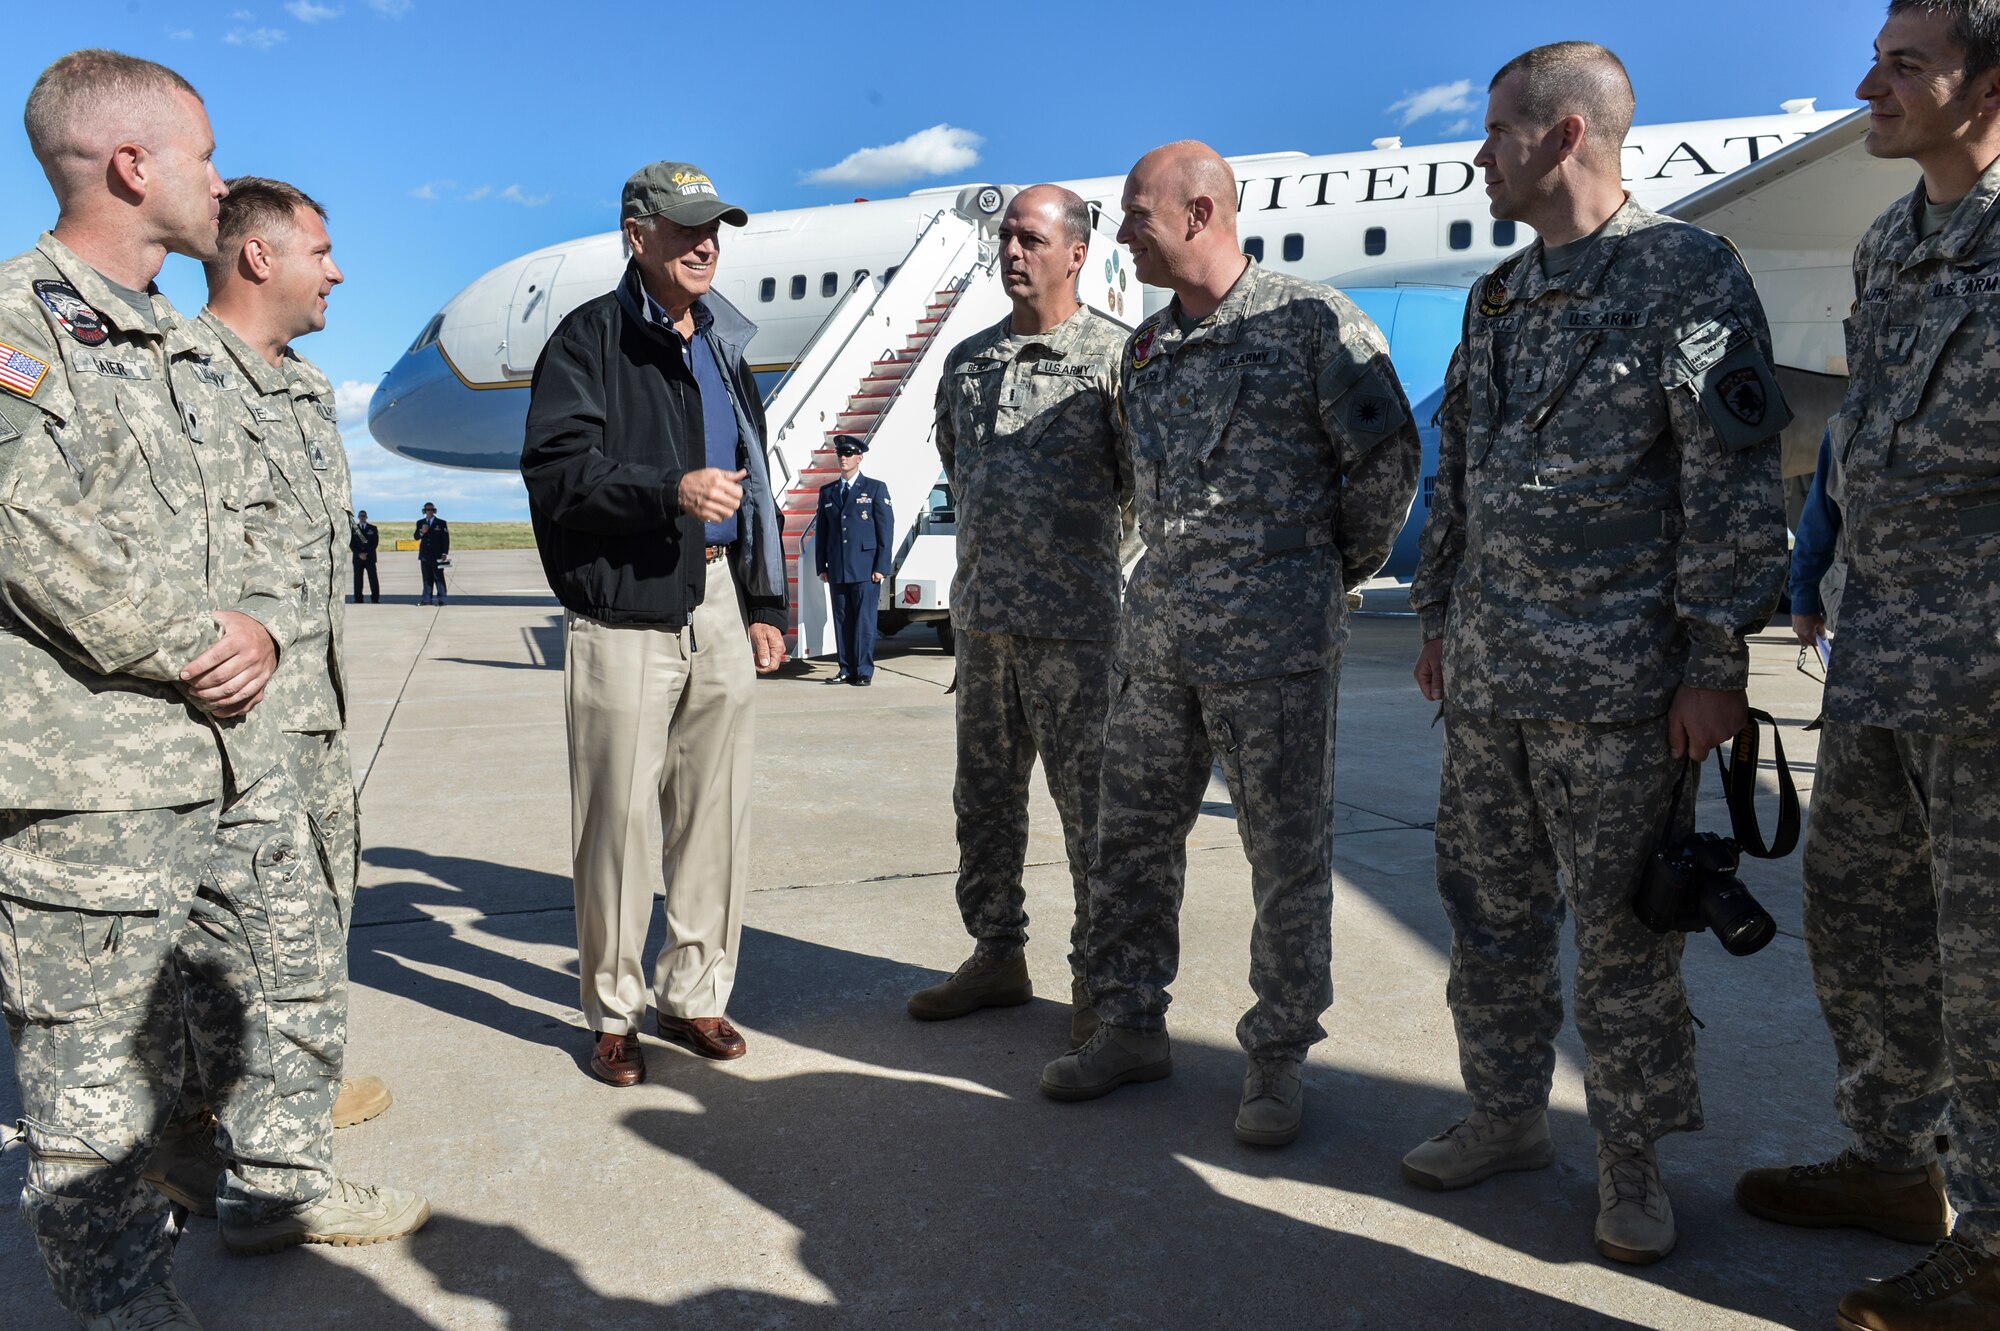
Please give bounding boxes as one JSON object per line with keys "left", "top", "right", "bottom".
{"left": 420, "top": 559, "right": 447, "bottom": 603}
{"left": 830, "top": 580, "right": 877, "bottom": 680}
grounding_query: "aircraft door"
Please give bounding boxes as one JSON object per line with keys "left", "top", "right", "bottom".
{"left": 503, "top": 255, "right": 564, "bottom": 376}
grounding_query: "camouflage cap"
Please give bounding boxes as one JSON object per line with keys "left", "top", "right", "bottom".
{"left": 621, "top": 161, "right": 750, "bottom": 227}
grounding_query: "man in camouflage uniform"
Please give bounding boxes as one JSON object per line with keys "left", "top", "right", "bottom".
{"left": 1403, "top": 43, "right": 1789, "bottom": 1266}
{"left": 1039, "top": 143, "right": 1421, "bottom": 1148}
{"left": 0, "top": 52, "right": 289, "bottom": 1330}
{"left": 1734, "top": 5, "right": 2000, "bottom": 1326}
{"left": 908, "top": 185, "right": 1132, "bottom": 1045}
{"left": 0, "top": 55, "right": 421, "bottom": 1331}
{"left": 142, "top": 178, "right": 412, "bottom": 1239}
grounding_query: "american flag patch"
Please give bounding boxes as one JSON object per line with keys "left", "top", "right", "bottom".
{"left": 0, "top": 342, "right": 50, "bottom": 398}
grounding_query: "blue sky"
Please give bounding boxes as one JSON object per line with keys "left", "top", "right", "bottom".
{"left": 7, "top": 0, "right": 1885, "bottom": 519}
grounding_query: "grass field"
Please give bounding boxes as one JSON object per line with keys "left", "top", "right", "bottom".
{"left": 379, "top": 521, "right": 538, "bottom": 551}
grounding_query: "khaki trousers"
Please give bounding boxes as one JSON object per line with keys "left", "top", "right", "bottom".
{"left": 564, "top": 557, "right": 756, "bottom": 1036}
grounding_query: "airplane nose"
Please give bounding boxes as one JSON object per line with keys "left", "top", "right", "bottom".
{"left": 368, "top": 342, "right": 530, "bottom": 471}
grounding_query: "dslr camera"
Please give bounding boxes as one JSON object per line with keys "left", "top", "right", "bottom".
{"left": 1633, "top": 831, "right": 1776, "bottom": 957}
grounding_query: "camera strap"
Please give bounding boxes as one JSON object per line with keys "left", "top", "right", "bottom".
{"left": 1713, "top": 707, "right": 1799, "bottom": 860}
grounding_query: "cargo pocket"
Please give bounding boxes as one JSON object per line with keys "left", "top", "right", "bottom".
{"left": 248, "top": 832, "right": 331, "bottom": 1002}
{"left": 0, "top": 842, "right": 171, "bottom": 1024}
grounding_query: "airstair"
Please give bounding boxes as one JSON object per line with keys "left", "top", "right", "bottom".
{"left": 760, "top": 186, "right": 1136, "bottom": 658}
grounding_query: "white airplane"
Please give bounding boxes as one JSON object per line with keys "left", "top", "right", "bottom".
{"left": 367, "top": 101, "right": 1912, "bottom": 582}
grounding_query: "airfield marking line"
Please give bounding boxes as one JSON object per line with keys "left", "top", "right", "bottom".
{"left": 357, "top": 604, "right": 443, "bottom": 797}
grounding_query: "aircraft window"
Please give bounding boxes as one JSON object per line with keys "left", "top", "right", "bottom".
{"left": 1449, "top": 221, "right": 1473, "bottom": 251}
{"left": 883, "top": 265, "right": 900, "bottom": 282}
{"left": 759, "top": 278, "right": 776, "bottom": 303}
{"left": 790, "top": 275, "right": 806, "bottom": 300}
{"left": 1492, "top": 220, "right": 1518, "bottom": 247}
{"left": 821, "top": 272, "right": 838, "bottom": 298}
{"left": 1243, "top": 237, "right": 1265, "bottom": 261}
{"left": 1364, "top": 227, "right": 1387, "bottom": 256}
{"left": 1283, "top": 233, "right": 1304, "bottom": 262}
{"left": 406, "top": 312, "right": 444, "bottom": 354}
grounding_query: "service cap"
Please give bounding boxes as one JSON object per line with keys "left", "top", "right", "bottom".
{"left": 621, "top": 161, "right": 750, "bottom": 227}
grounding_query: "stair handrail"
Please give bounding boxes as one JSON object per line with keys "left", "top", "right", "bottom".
{"left": 762, "top": 207, "right": 956, "bottom": 454}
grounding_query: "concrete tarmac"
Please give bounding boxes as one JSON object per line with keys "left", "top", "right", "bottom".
{"left": 1, "top": 549, "right": 1902, "bottom": 1329}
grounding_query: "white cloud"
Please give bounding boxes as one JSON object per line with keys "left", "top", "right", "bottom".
{"left": 231, "top": 7, "right": 255, "bottom": 17}
{"left": 1387, "top": 79, "right": 1477, "bottom": 127}
{"left": 498, "top": 184, "right": 549, "bottom": 207}
{"left": 333, "top": 379, "right": 376, "bottom": 431}
{"left": 168, "top": 28, "right": 195, "bottom": 40}
{"left": 463, "top": 184, "right": 492, "bottom": 202}
{"left": 803, "top": 124, "right": 982, "bottom": 187}
{"left": 367, "top": 0, "right": 413, "bottom": 15}
{"left": 285, "top": 0, "right": 343, "bottom": 20}
{"left": 223, "top": 26, "right": 287, "bottom": 49}
{"left": 1444, "top": 118, "right": 1476, "bottom": 136}
{"left": 409, "top": 180, "right": 447, "bottom": 200}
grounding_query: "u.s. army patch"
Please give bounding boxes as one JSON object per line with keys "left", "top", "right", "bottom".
{"left": 1034, "top": 360, "right": 1094, "bottom": 377}
{"left": 1219, "top": 348, "right": 1280, "bottom": 369}
{"left": 0, "top": 341, "right": 51, "bottom": 398}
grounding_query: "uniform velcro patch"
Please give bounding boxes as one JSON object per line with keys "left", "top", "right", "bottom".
{"left": 0, "top": 342, "right": 51, "bottom": 398}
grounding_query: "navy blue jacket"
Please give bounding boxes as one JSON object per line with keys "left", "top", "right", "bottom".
{"left": 415, "top": 516, "right": 450, "bottom": 561}
{"left": 815, "top": 474, "right": 893, "bottom": 583}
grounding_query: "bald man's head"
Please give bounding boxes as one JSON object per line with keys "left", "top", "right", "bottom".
{"left": 1118, "top": 140, "right": 1242, "bottom": 290}
{"left": 1134, "top": 141, "right": 1240, "bottom": 227}
{"left": 1009, "top": 183, "right": 1092, "bottom": 248}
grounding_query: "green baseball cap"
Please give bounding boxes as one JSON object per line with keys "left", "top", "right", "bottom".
{"left": 620, "top": 161, "right": 750, "bottom": 227}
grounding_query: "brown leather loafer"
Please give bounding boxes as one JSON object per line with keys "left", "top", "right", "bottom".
{"left": 657, "top": 1014, "right": 747, "bottom": 1060}
{"left": 589, "top": 1031, "right": 645, "bottom": 1086}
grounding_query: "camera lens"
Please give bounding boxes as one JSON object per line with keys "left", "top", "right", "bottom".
{"left": 1701, "top": 879, "right": 1777, "bottom": 956}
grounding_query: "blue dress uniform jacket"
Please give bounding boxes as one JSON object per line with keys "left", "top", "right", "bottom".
{"left": 814, "top": 475, "right": 893, "bottom": 583}
{"left": 815, "top": 474, "right": 893, "bottom": 681}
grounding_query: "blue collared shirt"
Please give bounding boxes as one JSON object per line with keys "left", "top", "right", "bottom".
{"left": 642, "top": 286, "right": 739, "bottom": 545}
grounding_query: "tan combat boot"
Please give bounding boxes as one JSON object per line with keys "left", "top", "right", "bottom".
{"left": 1737, "top": 1148, "right": 1950, "bottom": 1244}
{"left": 1596, "top": 1139, "right": 1676, "bottom": 1265}
{"left": 1402, "top": 1108, "right": 1554, "bottom": 1190}
{"left": 1039, "top": 1025, "right": 1172, "bottom": 1101}
{"left": 332, "top": 1075, "right": 393, "bottom": 1129}
{"left": 220, "top": 1177, "right": 431, "bottom": 1255}
{"left": 142, "top": 1113, "right": 224, "bottom": 1218}
{"left": 1838, "top": 1236, "right": 2000, "bottom": 1330}
{"left": 1070, "top": 975, "right": 1099, "bottom": 1051}
{"left": 907, "top": 950, "right": 1033, "bottom": 1020}
{"left": 1234, "top": 1058, "right": 1304, "bottom": 1147}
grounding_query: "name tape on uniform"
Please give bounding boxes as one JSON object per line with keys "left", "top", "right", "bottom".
{"left": 71, "top": 352, "right": 152, "bottom": 381}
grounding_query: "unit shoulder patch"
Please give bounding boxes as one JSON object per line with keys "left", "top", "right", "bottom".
{"left": 1674, "top": 310, "right": 1750, "bottom": 380}
{"left": 32, "top": 280, "right": 108, "bottom": 347}
{"left": 1130, "top": 324, "right": 1160, "bottom": 370}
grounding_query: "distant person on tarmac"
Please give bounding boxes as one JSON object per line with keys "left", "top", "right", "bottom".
{"left": 350, "top": 508, "right": 380, "bottom": 602}
{"left": 814, "top": 434, "right": 891, "bottom": 686}
{"left": 911, "top": 185, "right": 1129, "bottom": 1048}
{"left": 520, "top": 158, "right": 788, "bottom": 1088}
{"left": 415, "top": 501, "right": 449, "bottom": 604}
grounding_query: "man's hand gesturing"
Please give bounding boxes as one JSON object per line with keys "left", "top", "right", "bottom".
{"left": 679, "top": 468, "right": 746, "bottom": 524}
